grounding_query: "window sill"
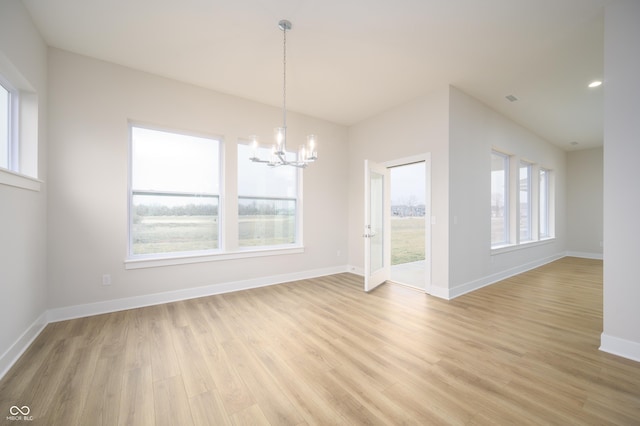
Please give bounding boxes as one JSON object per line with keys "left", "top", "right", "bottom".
{"left": 124, "top": 245, "right": 305, "bottom": 270}
{"left": 491, "top": 237, "right": 555, "bottom": 255}
{"left": 0, "top": 168, "right": 42, "bottom": 191}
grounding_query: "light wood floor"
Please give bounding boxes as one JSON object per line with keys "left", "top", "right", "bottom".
{"left": 1, "top": 257, "right": 639, "bottom": 425}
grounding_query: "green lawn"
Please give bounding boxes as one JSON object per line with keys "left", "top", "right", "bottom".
{"left": 391, "top": 216, "right": 425, "bottom": 265}
{"left": 132, "top": 215, "right": 218, "bottom": 255}
{"left": 238, "top": 215, "right": 295, "bottom": 247}
{"left": 131, "top": 214, "right": 295, "bottom": 254}
{"left": 132, "top": 214, "right": 425, "bottom": 261}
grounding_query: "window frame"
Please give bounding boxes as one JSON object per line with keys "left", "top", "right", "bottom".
{"left": 237, "top": 141, "right": 303, "bottom": 250}
{"left": 0, "top": 76, "right": 19, "bottom": 172}
{"left": 491, "top": 150, "right": 510, "bottom": 248}
{"left": 491, "top": 148, "right": 555, "bottom": 253}
{"left": 519, "top": 160, "right": 533, "bottom": 243}
{"left": 124, "top": 131, "right": 307, "bottom": 270}
{"left": 0, "top": 62, "right": 41, "bottom": 191}
{"left": 539, "top": 168, "right": 552, "bottom": 239}
{"left": 127, "top": 123, "right": 223, "bottom": 260}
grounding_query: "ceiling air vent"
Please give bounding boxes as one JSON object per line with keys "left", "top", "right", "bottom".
{"left": 505, "top": 94, "right": 518, "bottom": 102}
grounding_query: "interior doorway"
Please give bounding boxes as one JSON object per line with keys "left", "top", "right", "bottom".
{"left": 389, "top": 161, "right": 427, "bottom": 289}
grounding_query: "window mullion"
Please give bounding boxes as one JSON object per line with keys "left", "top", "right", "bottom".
{"left": 531, "top": 164, "right": 540, "bottom": 240}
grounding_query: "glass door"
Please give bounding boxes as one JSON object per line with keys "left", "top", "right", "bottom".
{"left": 364, "top": 160, "right": 390, "bottom": 291}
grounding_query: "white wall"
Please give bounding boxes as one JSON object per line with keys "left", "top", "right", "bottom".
{"left": 47, "top": 48, "right": 349, "bottom": 311}
{"left": 601, "top": 0, "right": 640, "bottom": 361}
{"left": 448, "top": 87, "right": 567, "bottom": 296}
{"left": 0, "top": 1, "right": 48, "bottom": 375}
{"left": 347, "top": 87, "right": 450, "bottom": 293}
{"left": 566, "top": 147, "right": 603, "bottom": 257}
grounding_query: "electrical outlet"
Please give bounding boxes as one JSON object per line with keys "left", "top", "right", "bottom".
{"left": 102, "top": 274, "right": 112, "bottom": 286}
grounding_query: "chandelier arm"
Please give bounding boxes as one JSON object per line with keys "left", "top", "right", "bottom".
{"left": 276, "top": 152, "right": 288, "bottom": 164}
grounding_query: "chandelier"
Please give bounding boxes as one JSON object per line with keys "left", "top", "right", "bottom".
{"left": 249, "top": 19, "right": 318, "bottom": 168}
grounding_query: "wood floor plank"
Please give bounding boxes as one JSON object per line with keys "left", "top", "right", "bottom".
{"left": 0, "top": 325, "right": 62, "bottom": 410}
{"left": 14, "top": 337, "right": 79, "bottom": 421}
{"left": 153, "top": 375, "right": 194, "bottom": 426}
{"left": 170, "top": 324, "right": 217, "bottom": 398}
{"left": 1, "top": 257, "right": 639, "bottom": 425}
{"left": 118, "top": 365, "right": 155, "bottom": 426}
{"left": 148, "top": 318, "right": 181, "bottom": 381}
{"left": 230, "top": 404, "right": 271, "bottom": 426}
{"left": 327, "top": 363, "right": 418, "bottom": 425}
{"left": 189, "top": 390, "right": 232, "bottom": 426}
{"left": 221, "top": 339, "right": 305, "bottom": 426}
{"left": 80, "top": 352, "right": 125, "bottom": 425}
{"left": 123, "top": 308, "right": 152, "bottom": 372}
{"left": 250, "top": 345, "right": 347, "bottom": 425}
{"left": 198, "top": 338, "right": 256, "bottom": 415}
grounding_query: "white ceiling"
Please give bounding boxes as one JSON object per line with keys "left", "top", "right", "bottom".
{"left": 22, "top": 0, "right": 608, "bottom": 150}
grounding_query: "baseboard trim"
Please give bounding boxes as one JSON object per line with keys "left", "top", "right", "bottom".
{"left": 426, "top": 285, "right": 449, "bottom": 299}
{"left": 48, "top": 265, "right": 350, "bottom": 323}
{"left": 448, "top": 253, "right": 565, "bottom": 299}
{"left": 565, "top": 251, "right": 603, "bottom": 260}
{"left": 600, "top": 333, "right": 640, "bottom": 363}
{"left": 0, "top": 311, "right": 48, "bottom": 380}
{"left": 347, "top": 265, "right": 364, "bottom": 276}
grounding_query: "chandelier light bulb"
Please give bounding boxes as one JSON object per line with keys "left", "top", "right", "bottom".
{"left": 307, "top": 134, "right": 317, "bottom": 161}
{"left": 249, "top": 136, "right": 259, "bottom": 161}
{"left": 275, "top": 127, "right": 286, "bottom": 155}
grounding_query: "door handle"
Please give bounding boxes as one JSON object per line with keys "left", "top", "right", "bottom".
{"left": 363, "top": 225, "right": 376, "bottom": 238}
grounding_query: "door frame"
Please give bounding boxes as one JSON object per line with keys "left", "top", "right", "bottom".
{"left": 383, "top": 153, "right": 432, "bottom": 293}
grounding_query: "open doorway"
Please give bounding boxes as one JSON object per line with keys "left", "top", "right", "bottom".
{"left": 389, "top": 161, "right": 426, "bottom": 289}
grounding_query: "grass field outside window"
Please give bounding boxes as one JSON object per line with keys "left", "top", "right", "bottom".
{"left": 391, "top": 216, "right": 425, "bottom": 265}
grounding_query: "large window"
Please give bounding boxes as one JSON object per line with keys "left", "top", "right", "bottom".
{"left": 129, "top": 126, "right": 221, "bottom": 257}
{"left": 491, "top": 151, "right": 509, "bottom": 247}
{"left": 237, "top": 143, "right": 298, "bottom": 247}
{"left": 519, "top": 161, "right": 532, "bottom": 242}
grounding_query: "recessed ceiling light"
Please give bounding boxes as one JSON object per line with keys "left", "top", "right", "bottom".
{"left": 588, "top": 80, "right": 602, "bottom": 88}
